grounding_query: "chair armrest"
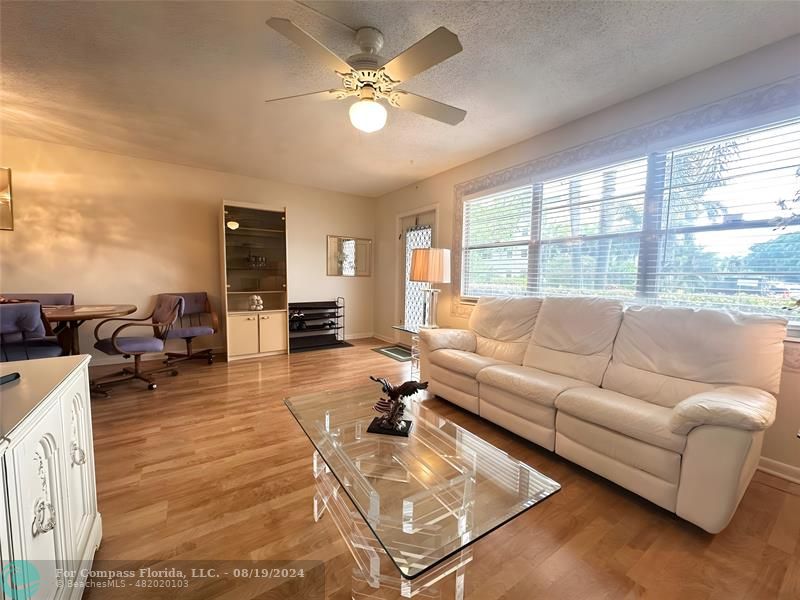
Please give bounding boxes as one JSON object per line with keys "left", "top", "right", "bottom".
{"left": 209, "top": 309, "right": 220, "bottom": 334}
{"left": 669, "top": 386, "right": 777, "bottom": 435}
{"left": 418, "top": 328, "right": 476, "bottom": 353}
{"left": 93, "top": 315, "right": 151, "bottom": 341}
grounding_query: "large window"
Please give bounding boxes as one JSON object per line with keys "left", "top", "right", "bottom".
{"left": 461, "top": 117, "right": 800, "bottom": 317}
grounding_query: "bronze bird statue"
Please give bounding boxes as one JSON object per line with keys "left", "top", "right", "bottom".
{"left": 369, "top": 376, "right": 428, "bottom": 430}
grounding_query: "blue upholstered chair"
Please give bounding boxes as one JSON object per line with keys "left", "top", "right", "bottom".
{"left": 0, "top": 303, "right": 64, "bottom": 362}
{"left": 1, "top": 293, "right": 75, "bottom": 336}
{"left": 91, "top": 294, "right": 183, "bottom": 393}
{"left": 2, "top": 293, "right": 75, "bottom": 305}
{"left": 165, "top": 292, "right": 219, "bottom": 365}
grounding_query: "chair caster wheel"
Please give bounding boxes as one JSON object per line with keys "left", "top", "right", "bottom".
{"left": 207, "top": 358, "right": 214, "bottom": 365}
{"left": 171, "top": 370, "right": 179, "bottom": 377}
{"left": 148, "top": 383, "right": 157, "bottom": 390}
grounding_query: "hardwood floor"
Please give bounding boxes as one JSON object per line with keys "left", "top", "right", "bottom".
{"left": 86, "top": 339, "right": 800, "bottom": 599}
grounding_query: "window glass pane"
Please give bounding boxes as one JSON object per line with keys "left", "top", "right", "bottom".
{"left": 539, "top": 237, "right": 640, "bottom": 297}
{"left": 463, "top": 185, "right": 532, "bottom": 247}
{"left": 541, "top": 159, "right": 647, "bottom": 240}
{"left": 404, "top": 226, "right": 432, "bottom": 328}
{"left": 656, "top": 226, "right": 800, "bottom": 312}
{"left": 463, "top": 245, "right": 529, "bottom": 297}
{"left": 658, "top": 118, "right": 800, "bottom": 315}
{"left": 664, "top": 121, "right": 800, "bottom": 228}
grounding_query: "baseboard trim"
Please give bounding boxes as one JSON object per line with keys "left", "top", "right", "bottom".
{"left": 758, "top": 457, "right": 800, "bottom": 485}
{"left": 373, "top": 334, "right": 394, "bottom": 344}
{"left": 345, "top": 332, "right": 374, "bottom": 340}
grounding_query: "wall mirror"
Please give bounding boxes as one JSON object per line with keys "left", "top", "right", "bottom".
{"left": 0, "top": 168, "right": 12, "bottom": 231}
{"left": 327, "top": 235, "right": 372, "bottom": 277}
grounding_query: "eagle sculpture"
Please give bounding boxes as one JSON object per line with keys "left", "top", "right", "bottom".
{"left": 369, "top": 376, "right": 428, "bottom": 430}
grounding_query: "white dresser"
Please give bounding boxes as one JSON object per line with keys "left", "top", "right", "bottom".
{"left": 0, "top": 355, "right": 102, "bottom": 599}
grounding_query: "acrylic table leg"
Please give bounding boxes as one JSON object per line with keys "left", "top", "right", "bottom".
{"left": 454, "top": 565, "right": 465, "bottom": 600}
{"left": 313, "top": 492, "right": 327, "bottom": 522}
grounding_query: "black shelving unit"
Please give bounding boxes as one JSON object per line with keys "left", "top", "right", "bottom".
{"left": 288, "top": 297, "right": 349, "bottom": 353}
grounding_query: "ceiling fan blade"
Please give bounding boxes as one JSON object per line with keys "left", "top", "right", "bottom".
{"left": 267, "top": 17, "right": 353, "bottom": 74}
{"left": 264, "top": 90, "right": 343, "bottom": 103}
{"left": 382, "top": 27, "right": 462, "bottom": 82}
{"left": 392, "top": 91, "right": 466, "bottom": 125}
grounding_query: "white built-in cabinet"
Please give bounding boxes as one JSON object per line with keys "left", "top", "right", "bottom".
{"left": 0, "top": 355, "right": 101, "bottom": 600}
{"left": 220, "top": 201, "right": 289, "bottom": 361}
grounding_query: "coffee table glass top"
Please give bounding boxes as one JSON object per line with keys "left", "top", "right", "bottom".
{"left": 285, "top": 387, "right": 560, "bottom": 579}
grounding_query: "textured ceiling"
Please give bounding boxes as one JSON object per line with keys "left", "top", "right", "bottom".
{"left": 1, "top": 1, "right": 799, "bottom": 197}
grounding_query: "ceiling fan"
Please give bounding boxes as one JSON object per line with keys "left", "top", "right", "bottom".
{"left": 265, "top": 17, "right": 467, "bottom": 133}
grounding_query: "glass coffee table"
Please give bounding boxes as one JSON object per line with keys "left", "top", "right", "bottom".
{"left": 285, "top": 386, "right": 560, "bottom": 599}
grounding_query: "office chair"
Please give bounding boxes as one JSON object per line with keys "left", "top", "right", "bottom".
{"left": 91, "top": 294, "right": 183, "bottom": 393}
{"left": 164, "top": 292, "right": 218, "bottom": 365}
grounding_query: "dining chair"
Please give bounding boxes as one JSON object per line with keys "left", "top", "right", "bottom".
{"left": 163, "top": 292, "right": 219, "bottom": 365}
{"left": 0, "top": 303, "right": 64, "bottom": 362}
{"left": 91, "top": 294, "right": 183, "bottom": 393}
{"left": 1, "top": 293, "right": 75, "bottom": 305}
{"left": 1, "top": 292, "right": 75, "bottom": 335}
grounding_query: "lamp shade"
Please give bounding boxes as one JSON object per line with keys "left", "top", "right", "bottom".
{"left": 410, "top": 248, "right": 451, "bottom": 284}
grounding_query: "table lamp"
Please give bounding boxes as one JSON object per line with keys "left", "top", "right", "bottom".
{"left": 410, "top": 248, "right": 451, "bottom": 328}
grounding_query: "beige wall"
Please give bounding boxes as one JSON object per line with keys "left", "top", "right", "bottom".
{"left": 374, "top": 36, "right": 800, "bottom": 474}
{"left": 0, "top": 135, "right": 375, "bottom": 362}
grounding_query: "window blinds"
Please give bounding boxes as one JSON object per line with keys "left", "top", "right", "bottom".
{"left": 462, "top": 185, "right": 533, "bottom": 297}
{"left": 461, "top": 116, "right": 800, "bottom": 318}
{"left": 538, "top": 157, "right": 648, "bottom": 298}
{"left": 654, "top": 119, "right": 800, "bottom": 313}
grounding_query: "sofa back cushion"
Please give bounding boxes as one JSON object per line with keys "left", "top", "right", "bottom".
{"left": 523, "top": 297, "right": 624, "bottom": 385}
{"left": 468, "top": 296, "right": 542, "bottom": 364}
{"left": 603, "top": 305, "right": 787, "bottom": 407}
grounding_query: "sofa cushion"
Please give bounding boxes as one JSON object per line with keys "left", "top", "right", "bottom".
{"left": 419, "top": 328, "right": 476, "bottom": 353}
{"left": 523, "top": 297, "right": 624, "bottom": 385}
{"left": 477, "top": 364, "right": 593, "bottom": 407}
{"left": 429, "top": 349, "right": 507, "bottom": 378}
{"left": 468, "top": 297, "right": 542, "bottom": 364}
{"left": 555, "top": 386, "right": 686, "bottom": 453}
{"left": 556, "top": 412, "right": 681, "bottom": 484}
{"left": 603, "top": 305, "right": 788, "bottom": 406}
{"left": 429, "top": 364, "right": 479, "bottom": 397}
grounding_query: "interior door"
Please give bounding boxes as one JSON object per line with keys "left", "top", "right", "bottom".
{"left": 403, "top": 225, "right": 433, "bottom": 329}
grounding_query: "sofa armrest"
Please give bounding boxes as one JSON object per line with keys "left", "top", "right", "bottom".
{"left": 670, "top": 386, "right": 777, "bottom": 435}
{"left": 418, "top": 328, "right": 476, "bottom": 353}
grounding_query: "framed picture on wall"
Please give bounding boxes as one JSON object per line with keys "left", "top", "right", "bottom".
{"left": 0, "top": 167, "right": 12, "bottom": 231}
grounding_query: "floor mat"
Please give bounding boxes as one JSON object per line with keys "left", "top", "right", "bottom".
{"left": 372, "top": 345, "right": 412, "bottom": 362}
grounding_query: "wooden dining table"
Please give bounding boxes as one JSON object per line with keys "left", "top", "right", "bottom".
{"left": 43, "top": 304, "right": 137, "bottom": 355}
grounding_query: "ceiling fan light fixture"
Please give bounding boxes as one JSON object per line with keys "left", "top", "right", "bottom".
{"left": 349, "top": 98, "right": 387, "bottom": 133}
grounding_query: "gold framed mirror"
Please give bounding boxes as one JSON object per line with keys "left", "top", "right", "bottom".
{"left": 327, "top": 235, "right": 372, "bottom": 277}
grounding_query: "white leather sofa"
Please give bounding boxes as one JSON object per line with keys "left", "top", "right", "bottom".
{"left": 419, "top": 296, "right": 787, "bottom": 533}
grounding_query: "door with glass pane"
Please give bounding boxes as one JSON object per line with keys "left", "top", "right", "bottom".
{"left": 404, "top": 225, "right": 432, "bottom": 329}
